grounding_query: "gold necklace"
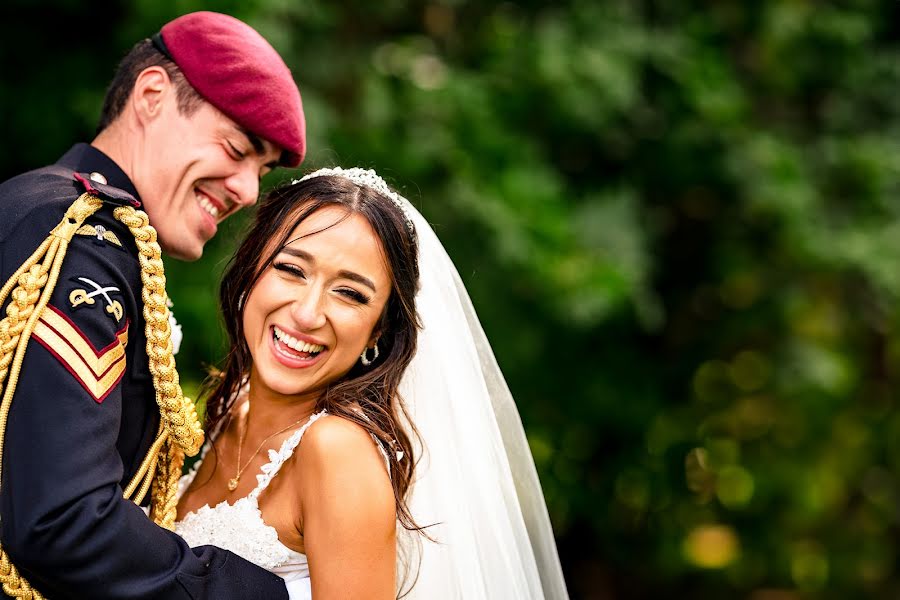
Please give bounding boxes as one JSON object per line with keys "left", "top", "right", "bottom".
{"left": 228, "top": 412, "right": 311, "bottom": 491}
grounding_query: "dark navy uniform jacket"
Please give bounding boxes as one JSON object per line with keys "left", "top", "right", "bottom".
{"left": 0, "top": 144, "right": 289, "bottom": 599}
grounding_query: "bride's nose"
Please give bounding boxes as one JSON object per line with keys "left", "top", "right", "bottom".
{"left": 289, "top": 288, "right": 327, "bottom": 330}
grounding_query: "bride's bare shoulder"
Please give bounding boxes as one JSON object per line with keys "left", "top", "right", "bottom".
{"left": 295, "top": 413, "right": 389, "bottom": 481}
{"left": 293, "top": 413, "right": 393, "bottom": 525}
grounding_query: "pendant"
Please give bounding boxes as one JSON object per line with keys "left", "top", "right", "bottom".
{"left": 228, "top": 477, "right": 239, "bottom": 491}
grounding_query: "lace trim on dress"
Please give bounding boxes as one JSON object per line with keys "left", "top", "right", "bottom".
{"left": 250, "top": 411, "right": 328, "bottom": 499}
{"left": 177, "top": 495, "right": 299, "bottom": 571}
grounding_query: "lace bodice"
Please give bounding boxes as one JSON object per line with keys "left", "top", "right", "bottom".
{"left": 175, "top": 411, "right": 328, "bottom": 585}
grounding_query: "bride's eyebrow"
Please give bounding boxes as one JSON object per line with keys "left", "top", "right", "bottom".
{"left": 337, "top": 270, "right": 376, "bottom": 292}
{"left": 279, "top": 247, "right": 313, "bottom": 262}
{"left": 279, "top": 246, "right": 376, "bottom": 291}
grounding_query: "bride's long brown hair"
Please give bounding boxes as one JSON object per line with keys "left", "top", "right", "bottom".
{"left": 201, "top": 175, "right": 422, "bottom": 532}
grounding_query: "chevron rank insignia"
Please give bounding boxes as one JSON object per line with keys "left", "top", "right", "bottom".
{"left": 75, "top": 224, "right": 123, "bottom": 248}
{"left": 32, "top": 305, "right": 129, "bottom": 404}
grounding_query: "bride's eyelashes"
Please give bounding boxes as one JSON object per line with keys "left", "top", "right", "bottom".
{"left": 272, "top": 262, "right": 371, "bottom": 305}
{"left": 273, "top": 261, "right": 306, "bottom": 278}
{"left": 337, "top": 287, "right": 370, "bottom": 305}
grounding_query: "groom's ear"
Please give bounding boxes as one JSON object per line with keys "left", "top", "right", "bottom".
{"left": 131, "top": 66, "right": 172, "bottom": 125}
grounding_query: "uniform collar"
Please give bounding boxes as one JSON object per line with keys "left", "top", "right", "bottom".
{"left": 55, "top": 143, "right": 141, "bottom": 203}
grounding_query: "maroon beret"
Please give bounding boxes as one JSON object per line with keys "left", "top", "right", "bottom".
{"left": 157, "top": 12, "right": 305, "bottom": 166}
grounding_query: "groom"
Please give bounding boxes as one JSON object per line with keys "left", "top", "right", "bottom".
{"left": 0, "top": 12, "right": 302, "bottom": 599}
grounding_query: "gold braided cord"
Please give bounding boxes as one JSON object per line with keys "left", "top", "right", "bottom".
{"left": 0, "top": 194, "right": 102, "bottom": 599}
{"left": 132, "top": 440, "right": 164, "bottom": 507}
{"left": 122, "top": 422, "right": 166, "bottom": 501}
{"left": 0, "top": 238, "right": 53, "bottom": 317}
{"left": 0, "top": 239, "right": 64, "bottom": 483}
{"left": 112, "top": 207, "right": 204, "bottom": 459}
{"left": 0, "top": 254, "right": 54, "bottom": 449}
{"left": 148, "top": 440, "right": 185, "bottom": 530}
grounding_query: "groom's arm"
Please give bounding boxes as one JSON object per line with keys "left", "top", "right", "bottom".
{"left": 0, "top": 196, "right": 288, "bottom": 600}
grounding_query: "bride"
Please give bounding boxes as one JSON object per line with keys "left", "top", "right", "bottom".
{"left": 175, "top": 167, "right": 568, "bottom": 599}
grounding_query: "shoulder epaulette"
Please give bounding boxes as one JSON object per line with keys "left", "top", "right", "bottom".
{"left": 73, "top": 172, "right": 140, "bottom": 208}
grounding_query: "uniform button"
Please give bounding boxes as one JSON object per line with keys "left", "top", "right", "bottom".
{"left": 89, "top": 172, "right": 108, "bottom": 185}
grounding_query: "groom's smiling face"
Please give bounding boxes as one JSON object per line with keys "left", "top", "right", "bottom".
{"left": 242, "top": 206, "right": 391, "bottom": 400}
{"left": 136, "top": 96, "right": 281, "bottom": 261}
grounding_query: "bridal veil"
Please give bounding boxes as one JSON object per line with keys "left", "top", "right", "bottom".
{"left": 398, "top": 196, "right": 569, "bottom": 599}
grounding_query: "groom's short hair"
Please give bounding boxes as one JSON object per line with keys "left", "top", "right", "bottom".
{"left": 96, "top": 39, "right": 202, "bottom": 133}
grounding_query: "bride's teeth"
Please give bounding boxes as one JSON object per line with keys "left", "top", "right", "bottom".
{"left": 273, "top": 326, "right": 324, "bottom": 354}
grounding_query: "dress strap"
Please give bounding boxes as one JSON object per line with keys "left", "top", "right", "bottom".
{"left": 248, "top": 410, "right": 328, "bottom": 500}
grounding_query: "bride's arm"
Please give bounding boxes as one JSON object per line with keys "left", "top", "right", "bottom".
{"left": 296, "top": 415, "right": 396, "bottom": 599}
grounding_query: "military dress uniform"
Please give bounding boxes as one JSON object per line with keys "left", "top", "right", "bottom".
{"left": 0, "top": 143, "right": 289, "bottom": 599}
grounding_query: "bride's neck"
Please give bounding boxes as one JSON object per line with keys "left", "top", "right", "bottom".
{"left": 241, "top": 374, "right": 319, "bottom": 433}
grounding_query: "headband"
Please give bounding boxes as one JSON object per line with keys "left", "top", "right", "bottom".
{"left": 295, "top": 167, "right": 416, "bottom": 237}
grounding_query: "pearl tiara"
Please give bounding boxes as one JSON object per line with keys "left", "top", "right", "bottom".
{"left": 293, "top": 167, "right": 416, "bottom": 236}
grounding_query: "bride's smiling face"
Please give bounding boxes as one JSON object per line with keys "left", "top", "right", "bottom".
{"left": 242, "top": 205, "right": 392, "bottom": 399}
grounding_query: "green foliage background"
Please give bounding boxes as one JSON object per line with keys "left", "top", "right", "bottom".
{"left": 3, "top": 1, "right": 900, "bottom": 598}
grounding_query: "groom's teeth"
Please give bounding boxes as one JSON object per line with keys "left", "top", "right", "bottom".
{"left": 197, "top": 194, "right": 221, "bottom": 218}
{"left": 273, "top": 326, "right": 324, "bottom": 354}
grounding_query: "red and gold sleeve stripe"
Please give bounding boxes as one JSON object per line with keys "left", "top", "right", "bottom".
{"left": 31, "top": 305, "right": 129, "bottom": 404}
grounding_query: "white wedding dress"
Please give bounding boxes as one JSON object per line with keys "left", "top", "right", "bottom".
{"left": 175, "top": 411, "right": 329, "bottom": 599}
